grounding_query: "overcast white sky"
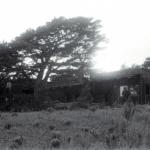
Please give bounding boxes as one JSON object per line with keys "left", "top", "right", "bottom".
{"left": 0, "top": 0, "right": 150, "bottom": 71}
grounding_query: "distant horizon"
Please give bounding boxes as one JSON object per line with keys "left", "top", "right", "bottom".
{"left": 0, "top": 0, "right": 150, "bottom": 72}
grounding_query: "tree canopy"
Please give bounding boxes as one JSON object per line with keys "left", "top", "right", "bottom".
{"left": 1, "top": 17, "right": 105, "bottom": 102}
{"left": 11, "top": 17, "right": 104, "bottom": 82}
{"left": 0, "top": 42, "right": 19, "bottom": 81}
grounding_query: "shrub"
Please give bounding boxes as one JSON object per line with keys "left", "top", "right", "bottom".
{"left": 10, "top": 135, "right": 24, "bottom": 149}
{"left": 81, "top": 127, "right": 90, "bottom": 132}
{"left": 89, "top": 128, "right": 100, "bottom": 139}
{"left": 54, "top": 103, "right": 68, "bottom": 110}
{"left": 63, "top": 120, "right": 72, "bottom": 126}
{"left": 9, "top": 143, "right": 19, "bottom": 149}
{"left": 67, "top": 136, "right": 71, "bottom": 143}
{"left": 11, "top": 113, "right": 18, "bottom": 117}
{"left": 69, "top": 102, "right": 89, "bottom": 110}
{"left": 50, "top": 138, "right": 61, "bottom": 148}
{"left": 47, "top": 107, "right": 55, "bottom": 112}
{"left": 105, "top": 126, "right": 120, "bottom": 148}
{"left": 33, "top": 121, "right": 40, "bottom": 128}
{"left": 122, "top": 102, "right": 135, "bottom": 121}
{"left": 49, "top": 125, "right": 55, "bottom": 130}
{"left": 89, "top": 106, "right": 97, "bottom": 112}
{"left": 4, "top": 123, "right": 12, "bottom": 130}
{"left": 12, "top": 136, "right": 24, "bottom": 146}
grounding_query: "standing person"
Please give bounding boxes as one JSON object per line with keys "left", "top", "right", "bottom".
{"left": 122, "top": 87, "right": 131, "bottom": 104}
{"left": 122, "top": 87, "right": 135, "bottom": 120}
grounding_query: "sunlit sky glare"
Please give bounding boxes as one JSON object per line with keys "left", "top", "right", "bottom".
{"left": 0, "top": 0, "right": 150, "bottom": 72}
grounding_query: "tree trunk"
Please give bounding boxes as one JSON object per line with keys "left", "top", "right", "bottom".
{"left": 33, "top": 67, "right": 45, "bottom": 109}
{"left": 34, "top": 79, "right": 43, "bottom": 109}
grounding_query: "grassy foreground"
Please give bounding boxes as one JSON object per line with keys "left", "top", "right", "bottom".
{"left": 0, "top": 105, "right": 150, "bottom": 149}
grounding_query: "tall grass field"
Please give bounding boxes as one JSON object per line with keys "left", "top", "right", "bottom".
{"left": 0, "top": 104, "right": 150, "bottom": 149}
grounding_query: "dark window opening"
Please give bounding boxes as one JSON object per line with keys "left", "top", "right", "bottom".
{"left": 146, "top": 85, "right": 150, "bottom": 95}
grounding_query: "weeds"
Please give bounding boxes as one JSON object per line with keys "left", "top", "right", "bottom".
{"left": 4, "top": 123, "right": 12, "bottom": 130}
{"left": 63, "top": 120, "right": 72, "bottom": 126}
{"left": 50, "top": 138, "right": 61, "bottom": 148}
{"left": 33, "top": 121, "right": 40, "bottom": 128}
{"left": 123, "top": 102, "right": 135, "bottom": 121}
{"left": 49, "top": 125, "right": 55, "bottom": 130}
{"left": 1, "top": 105, "right": 150, "bottom": 149}
{"left": 10, "top": 136, "right": 24, "bottom": 149}
{"left": 11, "top": 113, "right": 18, "bottom": 117}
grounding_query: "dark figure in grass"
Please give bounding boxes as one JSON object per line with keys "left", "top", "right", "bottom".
{"left": 122, "top": 87, "right": 131, "bottom": 104}
{"left": 122, "top": 87, "right": 135, "bottom": 120}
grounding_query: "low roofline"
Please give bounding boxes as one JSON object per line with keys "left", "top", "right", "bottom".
{"left": 91, "top": 68, "right": 150, "bottom": 81}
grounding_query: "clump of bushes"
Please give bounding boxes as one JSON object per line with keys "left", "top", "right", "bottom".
{"left": 89, "top": 106, "right": 97, "bottom": 112}
{"left": 13, "top": 136, "right": 24, "bottom": 146}
{"left": 49, "top": 125, "right": 55, "bottom": 130}
{"left": 122, "top": 102, "right": 135, "bottom": 121}
{"left": 11, "top": 113, "right": 18, "bottom": 117}
{"left": 47, "top": 107, "right": 55, "bottom": 112}
{"left": 54, "top": 103, "right": 68, "bottom": 110}
{"left": 33, "top": 121, "right": 41, "bottom": 128}
{"left": 50, "top": 138, "right": 61, "bottom": 148}
{"left": 81, "top": 127, "right": 90, "bottom": 133}
{"left": 4, "top": 122, "right": 12, "bottom": 130}
{"left": 50, "top": 131, "right": 62, "bottom": 148}
{"left": 69, "top": 102, "right": 89, "bottom": 110}
{"left": 10, "top": 136, "right": 24, "bottom": 149}
{"left": 63, "top": 120, "right": 72, "bottom": 126}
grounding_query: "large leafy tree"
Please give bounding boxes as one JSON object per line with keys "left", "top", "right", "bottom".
{"left": 12, "top": 17, "right": 104, "bottom": 102}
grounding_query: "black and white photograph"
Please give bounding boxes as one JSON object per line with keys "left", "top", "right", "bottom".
{"left": 0, "top": 0, "right": 150, "bottom": 149}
